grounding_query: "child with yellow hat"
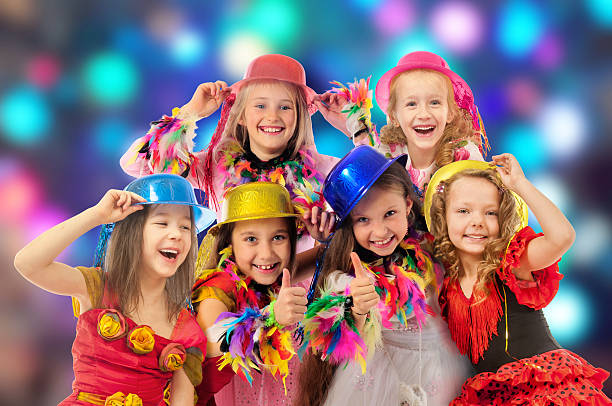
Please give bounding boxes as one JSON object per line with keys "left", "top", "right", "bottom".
{"left": 190, "top": 182, "right": 310, "bottom": 405}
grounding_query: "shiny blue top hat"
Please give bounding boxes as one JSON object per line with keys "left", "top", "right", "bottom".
{"left": 323, "top": 146, "right": 408, "bottom": 223}
{"left": 124, "top": 174, "right": 216, "bottom": 233}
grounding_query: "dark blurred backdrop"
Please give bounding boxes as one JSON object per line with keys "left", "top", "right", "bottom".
{"left": 1, "top": 0, "right": 611, "bottom": 404}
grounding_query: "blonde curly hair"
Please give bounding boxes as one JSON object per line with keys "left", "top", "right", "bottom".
{"left": 379, "top": 69, "right": 476, "bottom": 168}
{"left": 429, "top": 168, "right": 522, "bottom": 294}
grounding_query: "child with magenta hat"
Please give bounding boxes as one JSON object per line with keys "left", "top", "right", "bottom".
{"left": 13, "top": 174, "right": 216, "bottom": 405}
{"left": 190, "top": 182, "right": 312, "bottom": 405}
{"left": 424, "top": 156, "right": 611, "bottom": 405}
{"left": 317, "top": 51, "right": 488, "bottom": 200}
{"left": 121, "top": 54, "right": 339, "bottom": 252}
{"left": 297, "top": 146, "right": 471, "bottom": 406}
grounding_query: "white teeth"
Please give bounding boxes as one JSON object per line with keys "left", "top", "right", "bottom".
{"left": 260, "top": 127, "right": 282, "bottom": 133}
{"left": 372, "top": 236, "right": 393, "bottom": 246}
{"left": 465, "top": 235, "right": 486, "bottom": 239}
{"left": 255, "top": 264, "right": 275, "bottom": 270}
{"left": 414, "top": 126, "right": 434, "bottom": 131}
{"left": 161, "top": 249, "right": 178, "bottom": 254}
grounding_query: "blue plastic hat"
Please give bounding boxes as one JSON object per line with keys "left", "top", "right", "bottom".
{"left": 124, "top": 174, "right": 216, "bottom": 233}
{"left": 323, "top": 146, "right": 408, "bottom": 223}
{"left": 94, "top": 174, "right": 216, "bottom": 270}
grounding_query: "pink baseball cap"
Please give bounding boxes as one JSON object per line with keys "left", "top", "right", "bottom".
{"left": 230, "top": 54, "right": 318, "bottom": 106}
{"left": 375, "top": 51, "right": 480, "bottom": 131}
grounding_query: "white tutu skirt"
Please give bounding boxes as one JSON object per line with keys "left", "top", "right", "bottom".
{"left": 324, "top": 311, "right": 472, "bottom": 406}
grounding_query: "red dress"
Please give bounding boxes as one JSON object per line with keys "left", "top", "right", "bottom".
{"left": 439, "top": 227, "right": 611, "bottom": 405}
{"left": 60, "top": 267, "right": 207, "bottom": 405}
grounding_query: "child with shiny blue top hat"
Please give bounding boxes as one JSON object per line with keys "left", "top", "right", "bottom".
{"left": 14, "top": 174, "right": 215, "bottom": 405}
{"left": 296, "top": 146, "right": 471, "bottom": 406}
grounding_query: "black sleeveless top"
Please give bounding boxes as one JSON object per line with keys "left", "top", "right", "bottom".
{"left": 475, "top": 275, "right": 561, "bottom": 373}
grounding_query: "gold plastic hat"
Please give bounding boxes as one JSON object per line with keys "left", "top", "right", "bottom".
{"left": 208, "top": 182, "right": 299, "bottom": 235}
{"left": 423, "top": 160, "right": 529, "bottom": 231}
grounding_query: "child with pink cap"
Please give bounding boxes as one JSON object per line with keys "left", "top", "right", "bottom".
{"left": 121, "top": 54, "right": 338, "bottom": 253}
{"left": 318, "top": 51, "right": 489, "bottom": 200}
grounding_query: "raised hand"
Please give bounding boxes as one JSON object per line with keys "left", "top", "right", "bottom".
{"left": 348, "top": 252, "right": 379, "bottom": 317}
{"left": 301, "top": 206, "right": 335, "bottom": 242}
{"left": 91, "top": 190, "right": 147, "bottom": 224}
{"left": 491, "top": 153, "right": 528, "bottom": 192}
{"left": 273, "top": 269, "right": 308, "bottom": 326}
{"left": 314, "top": 92, "right": 351, "bottom": 137}
{"left": 180, "top": 81, "right": 231, "bottom": 119}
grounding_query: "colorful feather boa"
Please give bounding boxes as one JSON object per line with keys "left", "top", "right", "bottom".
{"left": 329, "top": 77, "right": 379, "bottom": 146}
{"left": 299, "top": 291, "right": 367, "bottom": 374}
{"left": 216, "top": 303, "right": 295, "bottom": 392}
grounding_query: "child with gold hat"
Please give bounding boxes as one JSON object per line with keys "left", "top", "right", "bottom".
{"left": 191, "top": 182, "right": 310, "bottom": 405}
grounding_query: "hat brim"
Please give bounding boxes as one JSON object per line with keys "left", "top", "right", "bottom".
{"left": 423, "top": 160, "right": 529, "bottom": 231}
{"left": 375, "top": 62, "right": 471, "bottom": 114}
{"left": 230, "top": 78, "right": 318, "bottom": 107}
{"left": 336, "top": 153, "right": 408, "bottom": 225}
{"left": 135, "top": 201, "right": 216, "bottom": 233}
{"left": 206, "top": 213, "right": 300, "bottom": 235}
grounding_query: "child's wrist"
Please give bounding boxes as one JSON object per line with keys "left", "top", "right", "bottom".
{"left": 265, "top": 299, "right": 284, "bottom": 328}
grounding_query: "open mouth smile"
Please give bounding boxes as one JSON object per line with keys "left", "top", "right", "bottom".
{"left": 253, "top": 262, "right": 280, "bottom": 274}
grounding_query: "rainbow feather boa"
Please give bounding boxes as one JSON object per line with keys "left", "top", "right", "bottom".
{"left": 216, "top": 303, "right": 295, "bottom": 392}
{"left": 125, "top": 108, "right": 199, "bottom": 178}
{"left": 329, "top": 77, "right": 379, "bottom": 146}
{"left": 363, "top": 237, "right": 438, "bottom": 329}
{"left": 299, "top": 291, "right": 367, "bottom": 374}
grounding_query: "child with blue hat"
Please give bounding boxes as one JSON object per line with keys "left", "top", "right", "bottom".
{"left": 297, "top": 146, "right": 471, "bottom": 406}
{"left": 14, "top": 174, "right": 215, "bottom": 405}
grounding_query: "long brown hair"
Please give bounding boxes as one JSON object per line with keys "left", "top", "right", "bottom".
{"left": 214, "top": 79, "right": 314, "bottom": 164}
{"left": 295, "top": 161, "right": 422, "bottom": 406}
{"left": 429, "top": 169, "right": 522, "bottom": 294}
{"left": 379, "top": 69, "right": 475, "bottom": 168}
{"left": 104, "top": 204, "right": 198, "bottom": 322}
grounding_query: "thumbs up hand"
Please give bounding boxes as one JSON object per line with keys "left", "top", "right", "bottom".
{"left": 273, "top": 269, "right": 308, "bottom": 326}
{"left": 348, "top": 252, "right": 379, "bottom": 318}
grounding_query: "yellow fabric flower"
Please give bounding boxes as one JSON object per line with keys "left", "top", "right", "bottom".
{"left": 158, "top": 342, "right": 186, "bottom": 372}
{"left": 103, "top": 392, "right": 142, "bottom": 406}
{"left": 126, "top": 326, "right": 155, "bottom": 354}
{"left": 97, "top": 310, "right": 126, "bottom": 341}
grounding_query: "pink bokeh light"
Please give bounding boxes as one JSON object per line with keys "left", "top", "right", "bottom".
{"left": 373, "top": 0, "right": 416, "bottom": 37}
{"left": 430, "top": 1, "right": 484, "bottom": 54}
{"left": 0, "top": 163, "right": 42, "bottom": 223}
{"left": 505, "top": 77, "right": 542, "bottom": 117}
{"left": 534, "top": 34, "right": 564, "bottom": 70}
{"left": 26, "top": 54, "right": 61, "bottom": 89}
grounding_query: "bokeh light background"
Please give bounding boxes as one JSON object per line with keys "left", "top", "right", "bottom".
{"left": 1, "top": 0, "right": 611, "bottom": 403}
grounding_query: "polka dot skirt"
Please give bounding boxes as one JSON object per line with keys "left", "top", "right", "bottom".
{"left": 451, "top": 349, "right": 612, "bottom": 405}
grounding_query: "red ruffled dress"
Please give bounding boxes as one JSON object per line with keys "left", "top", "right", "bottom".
{"left": 439, "top": 227, "right": 611, "bottom": 405}
{"left": 61, "top": 267, "right": 207, "bottom": 405}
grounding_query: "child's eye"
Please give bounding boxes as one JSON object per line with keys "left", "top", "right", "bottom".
{"left": 385, "top": 210, "right": 396, "bottom": 217}
{"left": 255, "top": 104, "right": 265, "bottom": 109}
{"left": 181, "top": 225, "right": 191, "bottom": 231}
{"left": 430, "top": 99, "right": 441, "bottom": 105}
{"left": 280, "top": 105, "right": 292, "bottom": 111}
{"left": 246, "top": 236, "right": 257, "bottom": 243}
{"left": 357, "top": 217, "right": 369, "bottom": 223}
{"left": 405, "top": 101, "right": 416, "bottom": 107}
{"left": 273, "top": 234, "right": 286, "bottom": 241}
{"left": 155, "top": 222, "right": 167, "bottom": 226}
{"left": 457, "top": 209, "right": 469, "bottom": 214}
{"left": 486, "top": 211, "right": 498, "bottom": 216}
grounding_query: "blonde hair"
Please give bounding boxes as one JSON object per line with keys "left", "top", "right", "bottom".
{"left": 105, "top": 205, "right": 198, "bottom": 322}
{"left": 380, "top": 69, "right": 474, "bottom": 168}
{"left": 214, "top": 79, "right": 314, "bottom": 163}
{"left": 429, "top": 169, "right": 522, "bottom": 295}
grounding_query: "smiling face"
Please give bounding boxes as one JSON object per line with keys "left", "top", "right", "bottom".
{"left": 231, "top": 217, "right": 293, "bottom": 285}
{"left": 140, "top": 204, "right": 192, "bottom": 280}
{"left": 239, "top": 82, "right": 297, "bottom": 161}
{"left": 350, "top": 186, "right": 413, "bottom": 257}
{"left": 445, "top": 176, "right": 501, "bottom": 262}
{"left": 391, "top": 70, "right": 454, "bottom": 158}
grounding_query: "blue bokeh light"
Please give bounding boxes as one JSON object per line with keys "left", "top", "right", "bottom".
{"left": 0, "top": 85, "right": 52, "bottom": 145}
{"left": 496, "top": 0, "right": 545, "bottom": 58}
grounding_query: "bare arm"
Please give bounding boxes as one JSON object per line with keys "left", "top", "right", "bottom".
{"left": 493, "top": 154, "right": 575, "bottom": 280}
{"left": 196, "top": 298, "right": 229, "bottom": 357}
{"left": 169, "top": 368, "right": 195, "bottom": 406}
{"left": 13, "top": 190, "right": 146, "bottom": 308}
